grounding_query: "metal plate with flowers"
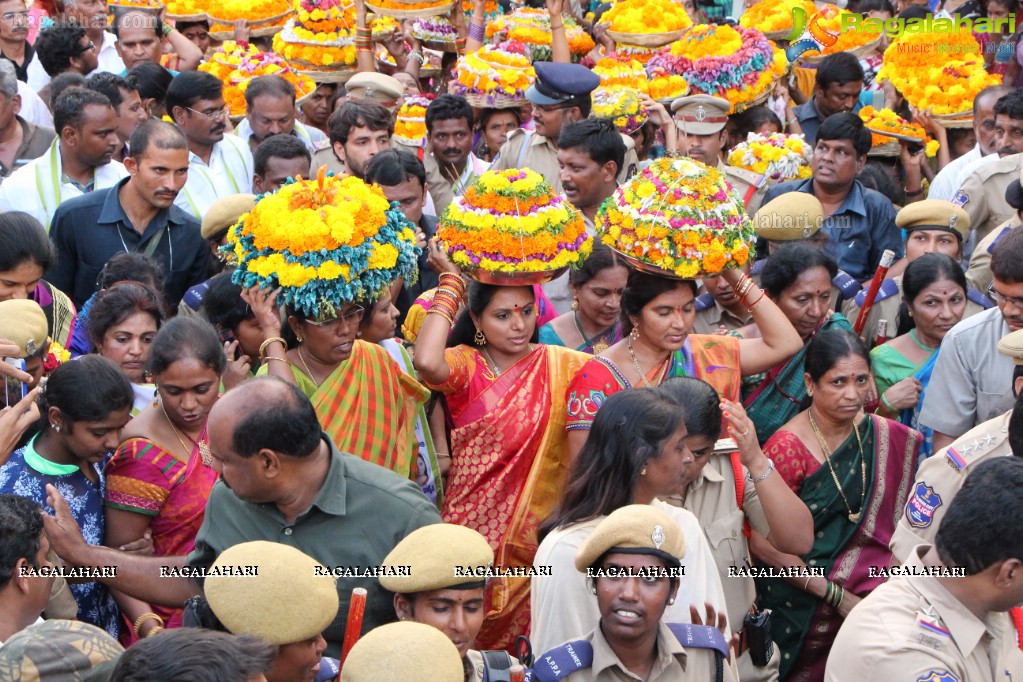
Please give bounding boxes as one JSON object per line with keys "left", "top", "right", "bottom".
{"left": 462, "top": 266, "right": 569, "bottom": 286}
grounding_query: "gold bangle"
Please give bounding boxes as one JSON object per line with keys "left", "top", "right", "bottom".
{"left": 133, "top": 612, "right": 163, "bottom": 638}
{"left": 145, "top": 625, "right": 165, "bottom": 638}
{"left": 258, "top": 337, "right": 286, "bottom": 360}
{"left": 264, "top": 356, "right": 291, "bottom": 365}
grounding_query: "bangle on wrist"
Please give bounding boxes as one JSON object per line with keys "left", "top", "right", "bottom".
{"left": 161, "top": 22, "right": 174, "bottom": 37}
{"left": 904, "top": 186, "right": 923, "bottom": 197}
{"left": 751, "top": 459, "right": 775, "bottom": 483}
{"left": 880, "top": 392, "right": 896, "bottom": 412}
{"left": 258, "top": 336, "right": 287, "bottom": 360}
{"left": 133, "top": 612, "right": 164, "bottom": 639}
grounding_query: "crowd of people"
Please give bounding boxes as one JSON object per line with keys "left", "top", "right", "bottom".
{"left": 1, "top": 0, "right": 1023, "bottom": 679}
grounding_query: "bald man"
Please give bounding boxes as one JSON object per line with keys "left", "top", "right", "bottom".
{"left": 40, "top": 376, "right": 441, "bottom": 657}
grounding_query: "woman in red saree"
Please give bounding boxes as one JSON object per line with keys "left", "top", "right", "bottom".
{"left": 103, "top": 317, "right": 226, "bottom": 644}
{"left": 752, "top": 329, "right": 920, "bottom": 682}
{"left": 414, "top": 244, "right": 589, "bottom": 652}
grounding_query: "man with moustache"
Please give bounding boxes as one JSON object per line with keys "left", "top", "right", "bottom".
{"left": 166, "top": 70, "right": 254, "bottom": 219}
{"left": 423, "top": 94, "right": 489, "bottom": 214}
{"left": 234, "top": 74, "right": 329, "bottom": 156}
{"left": 0, "top": 0, "right": 35, "bottom": 81}
{"left": 0, "top": 88, "right": 126, "bottom": 229}
{"left": 790, "top": 52, "right": 864, "bottom": 147}
{"left": 46, "top": 119, "right": 207, "bottom": 308}
{"left": 27, "top": 0, "right": 125, "bottom": 92}
{"left": 919, "top": 225, "right": 1023, "bottom": 451}
{"left": 954, "top": 89, "right": 1023, "bottom": 248}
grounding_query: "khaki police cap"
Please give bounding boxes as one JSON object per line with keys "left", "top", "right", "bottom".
{"left": 342, "top": 622, "right": 464, "bottom": 682}
{"left": 379, "top": 523, "right": 494, "bottom": 594}
{"left": 205, "top": 541, "right": 338, "bottom": 646}
{"left": 752, "top": 192, "right": 824, "bottom": 241}
{"left": 0, "top": 619, "right": 124, "bottom": 682}
{"left": 895, "top": 199, "right": 969, "bottom": 241}
{"left": 346, "top": 72, "right": 404, "bottom": 109}
{"left": 670, "top": 95, "right": 730, "bottom": 135}
{"left": 998, "top": 328, "right": 1023, "bottom": 365}
{"left": 200, "top": 194, "right": 256, "bottom": 241}
{"left": 0, "top": 299, "right": 48, "bottom": 358}
{"left": 575, "top": 504, "right": 685, "bottom": 571}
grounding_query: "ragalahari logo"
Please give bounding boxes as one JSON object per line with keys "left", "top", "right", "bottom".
{"left": 785, "top": 7, "right": 840, "bottom": 61}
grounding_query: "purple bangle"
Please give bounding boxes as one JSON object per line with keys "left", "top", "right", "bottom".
{"left": 468, "top": 22, "right": 485, "bottom": 42}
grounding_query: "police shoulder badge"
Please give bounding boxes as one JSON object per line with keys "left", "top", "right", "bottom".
{"left": 951, "top": 190, "right": 969, "bottom": 208}
{"left": 915, "top": 670, "right": 959, "bottom": 682}
{"left": 906, "top": 482, "right": 942, "bottom": 529}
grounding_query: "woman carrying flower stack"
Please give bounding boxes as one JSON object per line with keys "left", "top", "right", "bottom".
{"left": 235, "top": 168, "right": 430, "bottom": 481}
{"left": 413, "top": 168, "right": 592, "bottom": 651}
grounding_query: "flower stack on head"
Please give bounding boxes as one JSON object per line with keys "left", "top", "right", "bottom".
{"left": 858, "top": 106, "right": 940, "bottom": 156}
{"left": 646, "top": 24, "right": 786, "bottom": 114}
{"left": 602, "top": 0, "right": 693, "bottom": 48}
{"left": 411, "top": 16, "right": 458, "bottom": 50}
{"left": 485, "top": 8, "right": 594, "bottom": 61}
{"left": 394, "top": 94, "right": 433, "bottom": 146}
{"left": 877, "top": 32, "right": 998, "bottom": 117}
{"left": 462, "top": 0, "right": 499, "bottom": 17}
{"left": 229, "top": 167, "right": 421, "bottom": 318}
{"left": 647, "top": 67, "right": 689, "bottom": 102}
{"left": 437, "top": 168, "right": 592, "bottom": 283}
{"left": 592, "top": 87, "right": 648, "bottom": 135}
{"left": 596, "top": 157, "right": 755, "bottom": 280}
{"left": 370, "top": 14, "right": 401, "bottom": 38}
{"left": 797, "top": 4, "right": 879, "bottom": 59}
{"left": 364, "top": 0, "right": 454, "bottom": 19}
{"left": 213, "top": 50, "right": 315, "bottom": 116}
{"left": 165, "top": 0, "right": 206, "bottom": 18}
{"left": 726, "top": 132, "right": 813, "bottom": 183}
{"left": 737, "top": 0, "right": 816, "bottom": 38}
{"left": 207, "top": 0, "right": 292, "bottom": 37}
{"left": 272, "top": 0, "right": 358, "bottom": 73}
{"left": 452, "top": 41, "right": 535, "bottom": 108}
{"left": 200, "top": 40, "right": 260, "bottom": 81}
{"left": 592, "top": 55, "right": 650, "bottom": 94}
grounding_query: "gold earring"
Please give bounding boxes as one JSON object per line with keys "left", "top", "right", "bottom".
{"left": 571, "top": 299, "right": 579, "bottom": 311}
{"left": 296, "top": 335, "right": 303, "bottom": 343}
{"left": 630, "top": 326, "right": 640, "bottom": 341}
{"left": 640, "top": 466, "right": 647, "bottom": 476}
{"left": 474, "top": 328, "right": 486, "bottom": 346}
{"left": 52, "top": 423, "right": 61, "bottom": 433}
{"left": 807, "top": 388, "right": 814, "bottom": 397}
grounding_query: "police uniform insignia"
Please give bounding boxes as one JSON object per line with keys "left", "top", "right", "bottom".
{"left": 652, "top": 525, "right": 665, "bottom": 549}
{"left": 365, "top": 87, "right": 376, "bottom": 98}
{"left": 951, "top": 190, "right": 969, "bottom": 208}
{"left": 948, "top": 214, "right": 957, "bottom": 229}
{"left": 945, "top": 447, "right": 968, "bottom": 472}
{"left": 25, "top": 339, "right": 36, "bottom": 355}
{"left": 915, "top": 670, "right": 959, "bottom": 682}
{"left": 695, "top": 106, "right": 706, "bottom": 122}
{"left": 906, "top": 482, "right": 942, "bottom": 528}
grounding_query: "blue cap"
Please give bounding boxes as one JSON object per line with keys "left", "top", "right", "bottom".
{"left": 526, "top": 62, "right": 601, "bottom": 106}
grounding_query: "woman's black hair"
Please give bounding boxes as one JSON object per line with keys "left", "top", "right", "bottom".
{"left": 448, "top": 283, "right": 540, "bottom": 348}
{"left": 732, "top": 106, "right": 783, "bottom": 146}
{"left": 539, "top": 388, "right": 686, "bottom": 542}
{"left": 89, "top": 281, "right": 166, "bottom": 348}
{"left": 858, "top": 162, "right": 902, "bottom": 205}
{"left": 802, "top": 329, "right": 870, "bottom": 410}
{"left": 620, "top": 270, "right": 697, "bottom": 336}
{"left": 96, "top": 252, "right": 166, "bottom": 293}
{"left": 568, "top": 242, "right": 624, "bottom": 287}
{"left": 657, "top": 377, "right": 720, "bottom": 441}
{"left": 37, "top": 355, "right": 133, "bottom": 431}
{"left": 0, "top": 212, "right": 55, "bottom": 274}
{"left": 201, "top": 272, "right": 254, "bottom": 333}
{"left": 760, "top": 242, "right": 838, "bottom": 299}
{"left": 147, "top": 316, "right": 227, "bottom": 378}
{"left": 896, "top": 253, "right": 967, "bottom": 336}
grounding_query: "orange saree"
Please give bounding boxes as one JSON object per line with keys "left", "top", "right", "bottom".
{"left": 429, "top": 344, "right": 589, "bottom": 651}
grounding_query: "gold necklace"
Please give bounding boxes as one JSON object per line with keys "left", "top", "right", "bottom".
{"left": 480, "top": 347, "right": 502, "bottom": 376}
{"left": 808, "top": 410, "right": 867, "bottom": 523}
{"left": 160, "top": 400, "right": 212, "bottom": 467}
{"left": 296, "top": 347, "right": 331, "bottom": 388}
{"left": 627, "top": 336, "right": 669, "bottom": 388}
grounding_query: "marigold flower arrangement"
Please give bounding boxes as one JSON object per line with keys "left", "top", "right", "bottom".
{"left": 42, "top": 340, "right": 71, "bottom": 375}
{"left": 230, "top": 167, "right": 420, "bottom": 318}
{"left": 858, "top": 106, "right": 940, "bottom": 156}
{"left": 370, "top": 14, "right": 401, "bottom": 37}
{"left": 596, "top": 157, "right": 755, "bottom": 279}
{"left": 593, "top": 87, "right": 648, "bottom": 134}
{"left": 294, "top": 0, "right": 354, "bottom": 32}
{"left": 393, "top": 95, "right": 432, "bottom": 144}
{"left": 877, "top": 32, "right": 999, "bottom": 115}
{"left": 165, "top": 0, "right": 205, "bottom": 15}
{"left": 485, "top": 8, "right": 593, "bottom": 60}
{"left": 738, "top": 0, "right": 816, "bottom": 34}
{"left": 202, "top": 50, "right": 315, "bottom": 114}
{"left": 646, "top": 24, "right": 786, "bottom": 113}
{"left": 438, "top": 168, "right": 592, "bottom": 275}
{"left": 273, "top": 0, "right": 358, "bottom": 67}
{"left": 616, "top": 43, "right": 661, "bottom": 65}
{"left": 602, "top": 0, "right": 692, "bottom": 35}
{"left": 109, "top": 0, "right": 163, "bottom": 10}
{"left": 726, "top": 132, "right": 812, "bottom": 182}
{"left": 647, "top": 67, "right": 688, "bottom": 101}
{"left": 462, "top": 0, "right": 499, "bottom": 16}
{"left": 367, "top": 0, "right": 452, "bottom": 11}
{"left": 208, "top": 0, "right": 290, "bottom": 23}
{"left": 593, "top": 55, "right": 650, "bottom": 94}
{"left": 411, "top": 16, "right": 457, "bottom": 45}
{"left": 201, "top": 40, "right": 260, "bottom": 81}
{"left": 452, "top": 41, "right": 535, "bottom": 104}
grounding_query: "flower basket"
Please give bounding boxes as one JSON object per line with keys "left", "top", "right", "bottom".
{"left": 393, "top": 94, "right": 432, "bottom": 146}
{"left": 452, "top": 42, "right": 535, "bottom": 109}
{"left": 602, "top": 0, "right": 692, "bottom": 44}
{"left": 229, "top": 167, "right": 421, "bottom": 318}
{"left": 109, "top": 1, "right": 165, "bottom": 13}
{"left": 210, "top": 23, "right": 287, "bottom": 38}
{"left": 422, "top": 39, "right": 457, "bottom": 51}
{"left": 606, "top": 29, "right": 686, "bottom": 48}
{"left": 868, "top": 141, "right": 900, "bottom": 157}
{"left": 932, "top": 111, "right": 973, "bottom": 129}
{"left": 364, "top": 1, "right": 453, "bottom": 18}
{"left": 797, "top": 36, "right": 879, "bottom": 63}
{"left": 167, "top": 11, "right": 207, "bottom": 20}
{"left": 726, "top": 132, "right": 812, "bottom": 183}
{"left": 738, "top": 0, "right": 816, "bottom": 40}
{"left": 292, "top": 64, "right": 358, "bottom": 83}
{"left": 438, "top": 168, "right": 592, "bottom": 284}
{"left": 762, "top": 29, "right": 788, "bottom": 40}
{"left": 732, "top": 83, "right": 773, "bottom": 113}
{"left": 859, "top": 106, "right": 939, "bottom": 156}
{"left": 485, "top": 9, "right": 594, "bottom": 60}
{"left": 596, "top": 157, "right": 755, "bottom": 280}
{"left": 208, "top": 8, "right": 291, "bottom": 26}
{"left": 592, "top": 88, "right": 648, "bottom": 135}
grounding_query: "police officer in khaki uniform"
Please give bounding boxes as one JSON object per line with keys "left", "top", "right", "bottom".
{"left": 889, "top": 328, "right": 1023, "bottom": 564}
{"left": 842, "top": 199, "right": 993, "bottom": 344}
{"left": 491, "top": 62, "right": 638, "bottom": 191}
{"left": 966, "top": 177, "right": 1023, "bottom": 295}
{"left": 693, "top": 261, "right": 754, "bottom": 334}
{"left": 379, "top": 523, "right": 495, "bottom": 682}
{"left": 955, "top": 151, "right": 1023, "bottom": 248}
{"left": 535, "top": 504, "right": 737, "bottom": 682}
{"left": 825, "top": 457, "right": 1023, "bottom": 682}
{"left": 671, "top": 94, "right": 768, "bottom": 216}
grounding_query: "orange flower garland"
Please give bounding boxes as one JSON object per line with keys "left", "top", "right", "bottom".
{"left": 201, "top": 47, "right": 314, "bottom": 115}
{"left": 593, "top": 55, "right": 650, "bottom": 94}
{"left": 207, "top": 0, "right": 290, "bottom": 24}
{"left": 165, "top": 0, "right": 205, "bottom": 14}
{"left": 394, "top": 95, "right": 432, "bottom": 145}
{"left": 486, "top": 8, "right": 594, "bottom": 60}
{"left": 453, "top": 42, "right": 535, "bottom": 103}
{"left": 738, "top": 0, "right": 816, "bottom": 34}
{"left": 602, "top": 0, "right": 692, "bottom": 34}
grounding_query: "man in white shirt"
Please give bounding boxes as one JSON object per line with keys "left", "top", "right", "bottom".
{"left": 0, "top": 87, "right": 126, "bottom": 228}
{"left": 166, "top": 70, "right": 253, "bottom": 219}
{"left": 928, "top": 84, "right": 1010, "bottom": 201}
{"left": 234, "top": 74, "right": 329, "bottom": 155}
{"left": 27, "top": 0, "right": 124, "bottom": 92}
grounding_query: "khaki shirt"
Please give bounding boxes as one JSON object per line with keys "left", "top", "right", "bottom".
{"left": 958, "top": 152, "right": 1023, "bottom": 245}
{"left": 465, "top": 649, "right": 484, "bottom": 682}
{"left": 310, "top": 145, "right": 345, "bottom": 177}
{"left": 841, "top": 275, "right": 991, "bottom": 344}
{"left": 0, "top": 116, "right": 54, "bottom": 180}
{"left": 663, "top": 453, "right": 771, "bottom": 631}
{"left": 966, "top": 217, "right": 1021, "bottom": 296}
{"left": 491, "top": 129, "right": 639, "bottom": 194}
{"left": 561, "top": 622, "right": 737, "bottom": 682}
{"left": 825, "top": 544, "right": 1023, "bottom": 682}
{"left": 692, "top": 296, "right": 752, "bottom": 335}
{"left": 890, "top": 410, "right": 1013, "bottom": 565}
{"left": 720, "top": 161, "right": 768, "bottom": 216}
